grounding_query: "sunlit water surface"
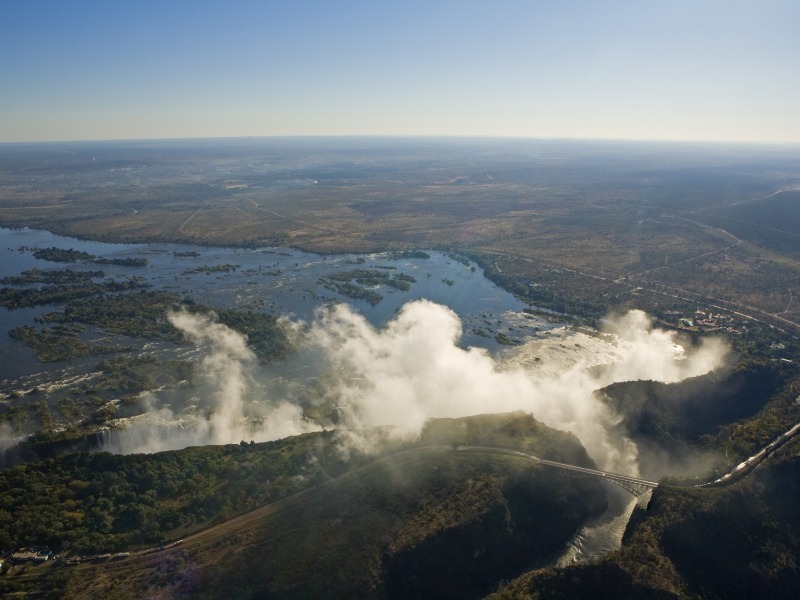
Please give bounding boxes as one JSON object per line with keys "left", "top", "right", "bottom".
{"left": 1, "top": 226, "right": 561, "bottom": 384}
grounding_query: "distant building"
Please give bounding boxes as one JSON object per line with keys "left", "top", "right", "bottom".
{"left": 11, "top": 548, "right": 38, "bottom": 564}
{"left": 11, "top": 547, "right": 52, "bottom": 564}
{"left": 34, "top": 549, "right": 53, "bottom": 562}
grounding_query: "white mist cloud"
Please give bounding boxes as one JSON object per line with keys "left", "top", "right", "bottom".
{"left": 302, "top": 302, "right": 728, "bottom": 474}
{"left": 0, "top": 422, "right": 25, "bottom": 469}
{"left": 107, "top": 302, "right": 728, "bottom": 476}
{"left": 169, "top": 310, "right": 253, "bottom": 443}
{"left": 107, "top": 310, "right": 320, "bottom": 454}
{"left": 596, "top": 310, "right": 727, "bottom": 385}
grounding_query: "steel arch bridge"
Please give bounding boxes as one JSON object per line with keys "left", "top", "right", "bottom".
{"left": 456, "top": 445, "right": 659, "bottom": 497}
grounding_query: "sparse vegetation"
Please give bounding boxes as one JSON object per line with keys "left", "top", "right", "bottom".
{"left": 1, "top": 140, "right": 799, "bottom": 599}
{"left": 2, "top": 140, "right": 797, "bottom": 331}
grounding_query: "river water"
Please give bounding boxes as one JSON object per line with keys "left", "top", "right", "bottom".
{"left": 0, "top": 226, "right": 560, "bottom": 385}
{"left": 556, "top": 488, "right": 644, "bottom": 566}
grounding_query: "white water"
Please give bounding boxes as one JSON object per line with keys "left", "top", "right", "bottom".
{"left": 556, "top": 487, "right": 645, "bottom": 565}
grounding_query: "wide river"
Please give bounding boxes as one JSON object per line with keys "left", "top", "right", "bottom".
{"left": 0, "top": 226, "right": 559, "bottom": 386}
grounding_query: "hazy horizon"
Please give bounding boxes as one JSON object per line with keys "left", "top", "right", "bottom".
{"left": 3, "top": 1, "right": 799, "bottom": 145}
{"left": 2, "top": 134, "right": 800, "bottom": 150}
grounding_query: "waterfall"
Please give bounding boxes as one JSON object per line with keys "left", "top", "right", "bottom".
{"left": 335, "top": 404, "right": 357, "bottom": 429}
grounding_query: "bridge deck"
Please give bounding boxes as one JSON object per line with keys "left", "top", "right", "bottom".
{"left": 457, "top": 445, "right": 659, "bottom": 497}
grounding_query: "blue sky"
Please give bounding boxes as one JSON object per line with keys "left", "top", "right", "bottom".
{"left": 2, "top": 0, "right": 798, "bottom": 143}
